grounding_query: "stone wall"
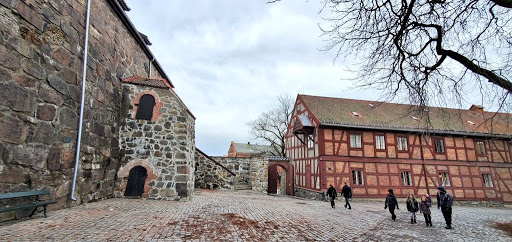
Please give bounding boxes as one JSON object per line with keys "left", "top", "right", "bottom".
{"left": 116, "top": 84, "right": 195, "bottom": 200}
{"left": 194, "top": 155, "right": 269, "bottom": 193}
{"left": 194, "top": 151, "right": 235, "bottom": 190}
{"left": 0, "top": 0, "right": 181, "bottom": 220}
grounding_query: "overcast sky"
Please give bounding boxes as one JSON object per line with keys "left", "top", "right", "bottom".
{"left": 122, "top": 1, "right": 491, "bottom": 156}
{"left": 123, "top": 0, "right": 374, "bottom": 156}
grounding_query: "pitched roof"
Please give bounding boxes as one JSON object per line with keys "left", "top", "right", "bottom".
{"left": 299, "top": 94, "right": 512, "bottom": 138}
{"left": 233, "top": 142, "right": 278, "bottom": 156}
{"left": 122, "top": 76, "right": 171, "bottom": 89}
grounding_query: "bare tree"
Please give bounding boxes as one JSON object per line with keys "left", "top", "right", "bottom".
{"left": 270, "top": 0, "right": 512, "bottom": 112}
{"left": 248, "top": 94, "right": 294, "bottom": 157}
{"left": 321, "top": 0, "right": 511, "bottom": 111}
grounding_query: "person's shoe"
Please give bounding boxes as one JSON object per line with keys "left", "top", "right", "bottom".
{"left": 344, "top": 205, "right": 347, "bottom": 208}
{"left": 348, "top": 207, "right": 351, "bottom": 210}
{"left": 414, "top": 219, "right": 417, "bottom": 224}
{"left": 445, "top": 226, "right": 452, "bottom": 229}
{"left": 411, "top": 219, "right": 414, "bottom": 224}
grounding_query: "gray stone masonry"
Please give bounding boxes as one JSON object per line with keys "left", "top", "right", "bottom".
{"left": 0, "top": 0, "right": 193, "bottom": 221}
{"left": 194, "top": 156, "right": 268, "bottom": 193}
{"left": 117, "top": 84, "right": 195, "bottom": 200}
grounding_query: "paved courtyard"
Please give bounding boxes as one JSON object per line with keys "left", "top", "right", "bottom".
{"left": 1, "top": 189, "right": 511, "bottom": 241}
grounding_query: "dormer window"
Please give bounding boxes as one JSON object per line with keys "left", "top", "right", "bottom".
{"left": 135, "top": 94, "right": 156, "bottom": 120}
{"left": 351, "top": 111, "right": 360, "bottom": 117}
{"left": 467, "top": 120, "right": 475, "bottom": 125}
{"left": 411, "top": 116, "right": 420, "bottom": 121}
{"left": 368, "top": 103, "right": 374, "bottom": 108}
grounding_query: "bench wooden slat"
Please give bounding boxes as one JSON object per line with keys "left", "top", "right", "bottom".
{"left": 0, "top": 190, "right": 50, "bottom": 199}
{"left": 0, "top": 201, "right": 57, "bottom": 213}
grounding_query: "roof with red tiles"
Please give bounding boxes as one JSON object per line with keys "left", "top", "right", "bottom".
{"left": 298, "top": 94, "right": 512, "bottom": 138}
{"left": 122, "top": 76, "right": 172, "bottom": 89}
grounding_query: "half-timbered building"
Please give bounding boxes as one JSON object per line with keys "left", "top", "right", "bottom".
{"left": 285, "top": 95, "right": 512, "bottom": 204}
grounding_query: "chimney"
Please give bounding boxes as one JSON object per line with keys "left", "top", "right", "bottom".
{"left": 469, "top": 105, "right": 484, "bottom": 112}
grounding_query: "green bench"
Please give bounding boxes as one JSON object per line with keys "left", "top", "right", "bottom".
{"left": 0, "top": 190, "right": 56, "bottom": 218}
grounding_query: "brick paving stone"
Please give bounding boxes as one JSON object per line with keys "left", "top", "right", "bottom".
{"left": 1, "top": 189, "right": 511, "bottom": 241}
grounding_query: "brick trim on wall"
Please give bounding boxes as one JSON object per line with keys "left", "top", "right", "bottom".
{"left": 129, "top": 90, "right": 164, "bottom": 121}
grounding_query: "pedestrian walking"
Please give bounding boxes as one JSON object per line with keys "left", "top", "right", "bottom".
{"left": 437, "top": 186, "right": 453, "bottom": 229}
{"left": 384, "top": 189, "right": 399, "bottom": 221}
{"left": 341, "top": 182, "right": 352, "bottom": 209}
{"left": 419, "top": 195, "right": 432, "bottom": 226}
{"left": 327, "top": 184, "right": 337, "bottom": 209}
{"left": 406, "top": 194, "right": 419, "bottom": 224}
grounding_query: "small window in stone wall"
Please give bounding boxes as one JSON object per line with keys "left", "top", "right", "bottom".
{"left": 135, "top": 94, "right": 156, "bottom": 120}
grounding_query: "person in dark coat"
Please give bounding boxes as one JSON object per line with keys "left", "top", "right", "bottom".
{"left": 406, "top": 194, "right": 419, "bottom": 224}
{"left": 341, "top": 182, "right": 352, "bottom": 209}
{"left": 384, "top": 189, "right": 399, "bottom": 221}
{"left": 327, "top": 184, "right": 337, "bottom": 209}
{"left": 419, "top": 195, "right": 432, "bottom": 226}
{"left": 437, "top": 186, "right": 453, "bottom": 229}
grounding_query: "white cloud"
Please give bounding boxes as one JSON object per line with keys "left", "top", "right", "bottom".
{"left": 124, "top": 1, "right": 385, "bottom": 155}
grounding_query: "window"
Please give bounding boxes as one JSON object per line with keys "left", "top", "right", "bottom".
{"left": 475, "top": 140, "right": 486, "bottom": 155}
{"left": 509, "top": 142, "right": 512, "bottom": 158}
{"left": 307, "top": 134, "right": 314, "bottom": 148}
{"left": 350, "top": 134, "right": 362, "bottom": 148}
{"left": 397, "top": 136, "right": 408, "bottom": 151}
{"left": 401, "top": 171, "right": 412, "bottom": 186}
{"left": 375, "top": 135, "right": 385, "bottom": 150}
{"left": 482, "top": 174, "right": 493, "bottom": 187}
{"left": 352, "top": 170, "right": 364, "bottom": 185}
{"left": 439, "top": 172, "right": 450, "bottom": 186}
{"left": 135, "top": 94, "right": 155, "bottom": 120}
{"left": 434, "top": 138, "right": 445, "bottom": 153}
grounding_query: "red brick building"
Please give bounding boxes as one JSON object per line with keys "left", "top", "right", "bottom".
{"left": 285, "top": 95, "right": 512, "bottom": 204}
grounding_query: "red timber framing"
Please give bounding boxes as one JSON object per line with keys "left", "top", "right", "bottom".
{"left": 285, "top": 96, "right": 512, "bottom": 204}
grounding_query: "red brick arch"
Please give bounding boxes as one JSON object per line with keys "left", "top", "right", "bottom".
{"left": 117, "top": 160, "right": 158, "bottom": 198}
{"left": 268, "top": 160, "right": 294, "bottom": 195}
{"left": 129, "top": 90, "right": 163, "bottom": 121}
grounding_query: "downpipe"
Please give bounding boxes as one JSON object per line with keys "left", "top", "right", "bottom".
{"left": 70, "top": 0, "right": 92, "bottom": 201}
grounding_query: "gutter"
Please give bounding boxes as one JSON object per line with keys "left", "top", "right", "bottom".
{"left": 106, "top": 0, "right": 174, "bottom": 88}
{"left": 70, "top": 0, "right": 92, "bottom": 201}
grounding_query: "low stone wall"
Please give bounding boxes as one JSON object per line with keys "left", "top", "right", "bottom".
{"left": 194, "top": 155, "right": 269, "bottom": 193}
{"left": 194, "top": 151, "right": 235, "bottom": 190}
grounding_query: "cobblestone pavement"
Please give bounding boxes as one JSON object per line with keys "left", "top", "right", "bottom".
{"left": 1, "top": 189, "right": 511, "bottom": 241}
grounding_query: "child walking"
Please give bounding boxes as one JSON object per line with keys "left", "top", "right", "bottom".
{"left": 406, "top": 194, "right": 419, "bottom": 224}
{"left": 419, "top": 195, "right": 433, "bottom": 226}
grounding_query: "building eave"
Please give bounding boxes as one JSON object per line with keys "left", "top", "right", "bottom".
{"left": 319, "top": 121, "right": 512, "bottom": 139}
{"left": 107, "top": 0, "right": 174, "bottom": 88}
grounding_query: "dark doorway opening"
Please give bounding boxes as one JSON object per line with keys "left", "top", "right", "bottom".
{"left": 124, "top": 166, "right": 148, "bottom": 197}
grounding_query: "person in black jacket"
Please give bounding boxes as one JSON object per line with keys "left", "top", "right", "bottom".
{"left": 341, "top": 182, "right": 352, "bottom": 209}
{"left": 437, "top": 186, "right": 453, "bottom": 229}
{"left": 406, "top": 194, "right": 419, "bottom": 224}
{"left": 327, "top": 184, "right": 337, "bottom": 209}
{"left": 384, "top": 189, "right": 399, "bottom": 221}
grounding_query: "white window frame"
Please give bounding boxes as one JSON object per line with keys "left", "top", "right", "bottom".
{"left": 350, "top": 134, "right": 362, "bottom": 148}
{"left": 397, "top": 136, "right": 408, "bottom": 151}
{"left": 434, "top": 138, "right": 445, "bottom": 153}
{"left": 482, "top": 174, "right": 493, "bottom": 187}
{"left": 375, "top": 135, "right": 385, "bottom": 150}
{"left": 401, "top": 171, "right": 412, "bottom": 186}
{"left": 475, "top": 140, "right": 486, "bottom": 155}
{"left": 440, "top": 172, "right": 450, "bottom": 186}
{"left": 352, "top": 170, "right": 364, "bottom": 185}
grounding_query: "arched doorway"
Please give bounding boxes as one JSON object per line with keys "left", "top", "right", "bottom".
{"left": 124, "top": 166, "right": 148, "bottom": 197}
{"left": 267, "top": 159, "right": 294, "bottom": 195}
